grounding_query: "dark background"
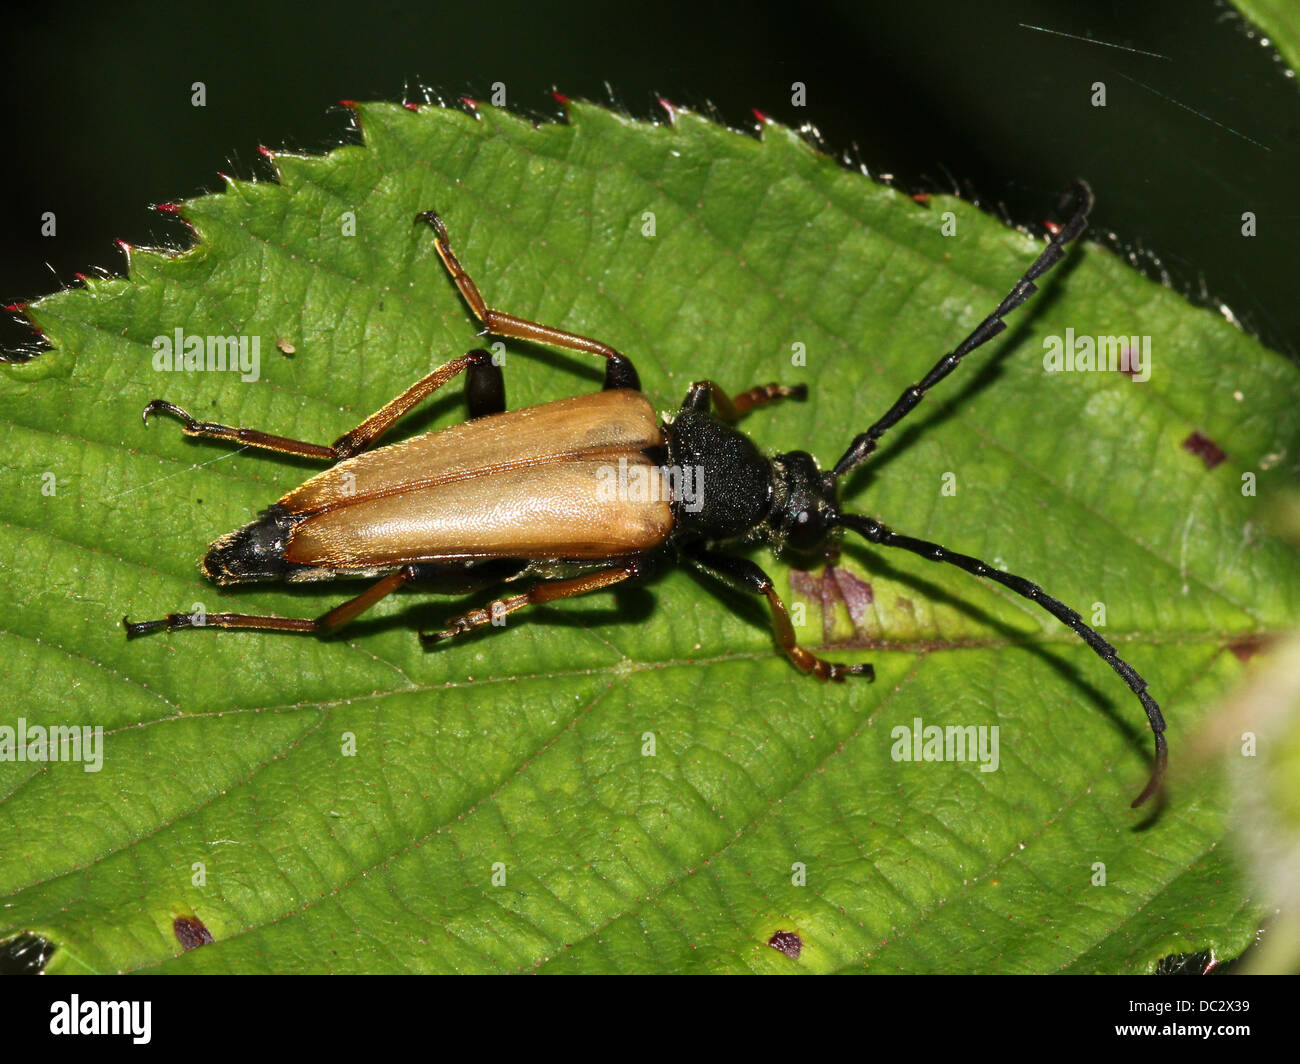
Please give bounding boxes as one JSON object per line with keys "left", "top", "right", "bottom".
{"left": 3, "top": 0, "right": 1297, "bottom": 359}
{"left": 0, "top": 0, "right": 1289, "bottom": 981}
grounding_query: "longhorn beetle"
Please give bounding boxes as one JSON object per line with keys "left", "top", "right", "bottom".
{"left": 125, "top": 181, "right": 1167, "bottom": 807}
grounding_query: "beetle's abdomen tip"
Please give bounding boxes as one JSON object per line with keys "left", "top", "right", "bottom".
{"left": 202, "top": 506, "right": 305, "bottom": 585}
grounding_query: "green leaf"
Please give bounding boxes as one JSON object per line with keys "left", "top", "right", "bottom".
{"left": 1232, "top": 0, "right": 1300, "bottom": 80}
{"left": 1, "top": 101, "right": 1295, "bottom": 974}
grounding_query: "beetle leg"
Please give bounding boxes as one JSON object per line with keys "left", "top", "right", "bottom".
{"left": 687, "top": 548, "right": 873, "bottom": 681}
{"left": 464, "top": 351, "right": 507, "bottom": 419}
{"left": 681, "top": 380, "right": 807, "bottom": 422}
{"left": 142, "top": 350, "right": 501, "bottom": 461}
{"left": 419, "top": 562, "right": 644, "bottom": 646}
{"left": 123, "top": 566, "right": 419, "bottom": 639}
{"left": 416, "top": 210, "right": 641, "bottom": 393}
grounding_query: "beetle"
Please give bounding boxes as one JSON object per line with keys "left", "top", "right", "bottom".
{"left": 125, "top": 182, "right": 1167, "bottom": 806}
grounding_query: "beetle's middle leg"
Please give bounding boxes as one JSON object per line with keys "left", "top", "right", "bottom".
{"left": 141, "top": 349, "right": 504, "bottom": 461}
{"left": 419, "top": 562, "right": 645, "bottom": 646}
{"left": 686, "top": 547, "right": 873, "bottom": 681}
{"left": 124, "top": 566, "right": 420, "bottom": 639}
{"left": 682, "top": 380, "right": 807, "bottom": 422}
{"left": 416, "top": 210, "right": 641, "bottom": 393}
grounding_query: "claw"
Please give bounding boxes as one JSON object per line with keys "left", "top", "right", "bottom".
{"left": 141, "top": 399, "right": 194, "bottom": 427}
{"left": 828, "top": 661, "right": 875, "bottom": 682}
{"left": 124, "top": 614, "right": 168, "bottom": 639}
{"left": 414, "top": 210, "right": 449, "bottom": 243}
{"left": 418, "top": 626, "right": 457, "bottom": 646}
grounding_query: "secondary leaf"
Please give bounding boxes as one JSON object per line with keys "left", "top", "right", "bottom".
{"left": 1, "top": 100, "right": 1295, "bottom": 973}
{"left": 1233, "top": 0, "right": 1300, "bottom": 78}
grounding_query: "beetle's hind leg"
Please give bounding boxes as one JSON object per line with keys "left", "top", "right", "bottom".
{"left": 687, "top": 547, "right": 873, "bottom": 681}
{"left": 416, "top": 210, "right": 641, "bottom": 393}
{"left": 141, "top": 349, "right": 504, "bottom": 461}
{"left": 682, "top": 380, "right": 807, "bottom": 422}
{"left": 420, "top": 562, "right": 645, "bottom": 646}
{"left": 124, "top": 567, "right": 419, "bottom": 639}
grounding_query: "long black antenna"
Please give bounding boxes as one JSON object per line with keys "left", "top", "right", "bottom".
{"left": 833, "top": 180, "right": 1094, "bottom": 479}
{"left": 837, "top": 513, "right": 1167, "bottom": 807}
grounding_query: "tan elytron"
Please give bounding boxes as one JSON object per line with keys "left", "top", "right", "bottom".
{"left": 281, "top": 389, "right": 672, "bottom": 567}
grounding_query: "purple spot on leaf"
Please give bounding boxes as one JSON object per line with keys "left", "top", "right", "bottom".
{"left": 768, "top": 930, "right": 803, "bottom": 959}
{"left": 791, "top": 567, "right": 874, "bottom": 643}
{"left": 174, "top": 915, "right": 214, "bottom": 951}
{"left": 1182, "top": 431, "right": 1226, "bottom": 470}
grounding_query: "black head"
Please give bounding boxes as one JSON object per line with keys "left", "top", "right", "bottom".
{"left": 767, "top": 450, "right": 841, "bottom": 558}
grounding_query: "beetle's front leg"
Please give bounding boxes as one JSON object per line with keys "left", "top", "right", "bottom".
{"left": 687, "top": 547, "right": 873, "bottom": 681}
{"left": 682, "top": 380, "right": 807, "bottom": 422}
{"left": 420, "top": 563, "right": 646, "bottom": 646}
{"left": 141, "top": 349, "right": 504, "bottom": 461}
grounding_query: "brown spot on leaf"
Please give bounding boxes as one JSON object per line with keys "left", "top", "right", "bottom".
{"left": 1227, "top": 633, "right": 1269, "bottom": 662}
{"left": 1182, "top": 431, "right": 1227, "bottom": 470}
{"left": 768, "top": 930, "right": 802, "bottom": 959}
{"left": 1114, "top": 344, "right": 1143, "bottom": 380}
{"left": 174, "top": 915, "right": 214, "bottom": 951}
